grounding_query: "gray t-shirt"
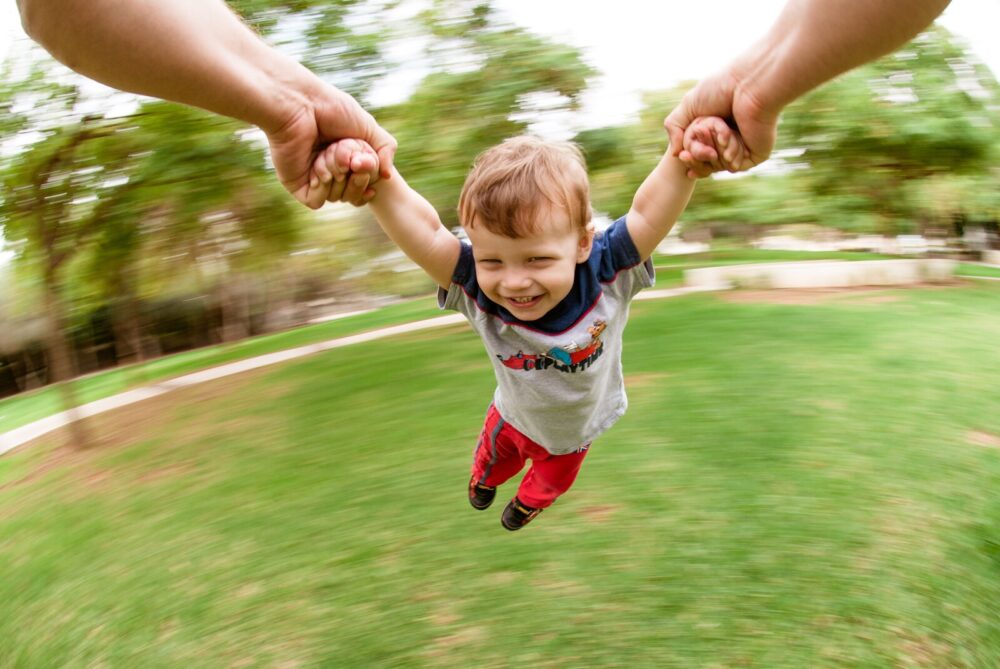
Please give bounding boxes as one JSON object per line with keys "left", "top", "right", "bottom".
{"left": 439, "top": 216, "right": 654, "bottom": 454}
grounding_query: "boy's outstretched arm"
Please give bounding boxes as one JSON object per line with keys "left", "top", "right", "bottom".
{"left": 626, "top": 151, "right": 697, "bottom": 261}
{"left": 369, "top": 169, "right": 461, "bottom": 289}
{"left": 315, "top": 140, "right": 460, "bottom": 289}
{"left": 627, "top": 117, "right": 745, "bottom": 260}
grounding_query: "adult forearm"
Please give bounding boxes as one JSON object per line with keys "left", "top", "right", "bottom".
{"left": 17, "top": 0, "right": 311, "bottom": 134}
{"left": 737, "top": 0, "right": 951, "bottom": 113}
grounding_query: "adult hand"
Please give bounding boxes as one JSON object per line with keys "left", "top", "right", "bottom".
{"left": 267, "top": 84, "right": 397, "bottom": 210}
{"left": 664, "top": 69, "right": 778, "bottom": 178}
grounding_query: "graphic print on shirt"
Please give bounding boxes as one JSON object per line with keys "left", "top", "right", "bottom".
{"left": 497, "top": 320, "right": 607, "bottom": 373}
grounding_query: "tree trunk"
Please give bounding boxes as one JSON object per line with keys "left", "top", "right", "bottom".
{"left": 43, "top": 280, "right": 94, "bottom": 450}
{"left": 218, "top": 281, "right": 248, "bottom": 343}
{"left": 111, "top": 290, "right": 147, "bottom": 364}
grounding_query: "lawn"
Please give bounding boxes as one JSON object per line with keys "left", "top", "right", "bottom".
{"left": 957, "top": 262, "right": 1000, "bottom": 280}
{"left": 2, "top": 282, "right": 998, "bottom": 667}
{"left": 0, "top": 296, "right": 443, "bottom": 435}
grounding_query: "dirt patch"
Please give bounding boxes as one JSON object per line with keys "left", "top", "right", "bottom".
{"left": 624, "top": 372, "right": 670, "bottom": 391}
{"left": 967, "top": 430, "right": 1000, "bottom": 449}
{"left": 897, "top": 632, "right": 955, "bottom": 668}
{"left": 424, "top": 625, "right": 488, "bottom": 656}
{"left": 578, "top": 504, "right": 619, "bottom": 524}
{"left": 135, "top": 463, "right": 197, "bottom": 485}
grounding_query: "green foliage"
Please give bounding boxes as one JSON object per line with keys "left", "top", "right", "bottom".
{"left": 229, "top": 0, "right": 395, "bottom": 99}
{"left": 581, "top": 87, "right": 686, "bottom": 219}
{"left": 585, "top": 26, "right": 1000, "bottom": 234}
{"left": 778, "top": 25, "right": 1000, "bottom": 232}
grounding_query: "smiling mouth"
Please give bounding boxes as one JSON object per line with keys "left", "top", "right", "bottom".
{"left": 507, "top": 295, "right": 542, "bottom": 307}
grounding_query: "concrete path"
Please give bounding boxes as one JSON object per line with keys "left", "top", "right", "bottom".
{"left": 0, "top": 286, "right": 716, "bottom": 457}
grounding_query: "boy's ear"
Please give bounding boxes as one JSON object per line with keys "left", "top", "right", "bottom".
{"left": 576, "top": 222, "right": 596, "bottom": 263}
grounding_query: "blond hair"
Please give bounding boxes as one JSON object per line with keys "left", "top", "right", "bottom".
{"left": 458, "top": 136, "right": 591, "bottom": 238}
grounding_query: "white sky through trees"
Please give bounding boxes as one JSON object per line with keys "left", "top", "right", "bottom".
{"left": 2, "top": 1, "right": 998, "bottom": 124}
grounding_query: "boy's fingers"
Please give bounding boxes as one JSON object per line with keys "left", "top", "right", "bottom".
{"left": 334, "top": 142, "right": 359, "bottom": 181}
{"left": 688, "top": 140, "right": 719, "bottom": 163}
{"left": 723, "top": 145, "right": 741, "bottom": 168}
{"left": 342, "top": 172, "right": 371, "bottom": 206}
{"left": 351, "top": 152, "right": 380, "bottom": 183}
{"left": 314, "top": 151, "right": 333, "bottom": 185}
{"left": 327, "top": 177, "right": 348, "bottom": 203}
{"left": 305, "top": 174, "right": 333, "bottom": 209}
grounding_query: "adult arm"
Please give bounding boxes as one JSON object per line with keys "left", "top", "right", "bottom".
{"left": 17, "top": 0, "right": 396, "bottom": 207}
{"left": 665, "top": 0, "right": 952, "bottom": 172}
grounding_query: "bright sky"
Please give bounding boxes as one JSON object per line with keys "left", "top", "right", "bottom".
{"left": 2, "top": 0, "right": 999, "bottom": 126}
{"left": 493, "top": 0, "right": 1000, "bottom": 129}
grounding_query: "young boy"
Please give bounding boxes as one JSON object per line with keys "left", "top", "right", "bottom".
{"left": 314, "top": 119, "right": 744, "bottom": 531}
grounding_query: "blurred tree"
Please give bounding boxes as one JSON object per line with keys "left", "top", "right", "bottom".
{"left": 1, "top": 80, "right": 298, "bottom": 428}
{"left": 904, "top": 171, "right": 1000, "bottom": 236}
{"left": 70, "top": 102, "right": 302, "bottom": 360}
{"left": 1, "top": 102, "right": 130, "bottom": 446}
{"left": 580, "top": 87, "right": 684, "bottom": 220}
{"left": 230, "top": 0, "right": 394, "bottom": 100}
{"left": 778, "top": 25, "right": 1000, "bottom": 234}
{"left": 584, "top": 26, "right": 1000, "bottom": 237}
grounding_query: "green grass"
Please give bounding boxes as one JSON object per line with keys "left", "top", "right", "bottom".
{"left": 957, "top": 262, "right": 1000, "bottom": 279}
{"left": 2, "top": 283, "right": 999, "bottom": 667}
{"left": 0, "top": 296, "right": 443, "bottom": 434}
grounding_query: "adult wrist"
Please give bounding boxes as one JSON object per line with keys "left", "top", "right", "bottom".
{"left": 728, "top": 37, "right": 790, "bottom": 124}
{"left": 244, "top": 46, "right": 322, "bottom": 137}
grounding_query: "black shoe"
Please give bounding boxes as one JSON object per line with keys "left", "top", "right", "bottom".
{"left": 468, "top": 478, "right": 496, "bottom": 510}
{"left": 501, "top": 497, "right": 542, "bottom": 531}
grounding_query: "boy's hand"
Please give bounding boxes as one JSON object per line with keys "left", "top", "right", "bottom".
{"left": 306, "top": 138, "right": 381, "bottom": 208}
{"left": 678, "top": 117, "right": 749, "bottom": 179}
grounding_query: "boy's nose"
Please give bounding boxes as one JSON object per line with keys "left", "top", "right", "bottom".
{"left": 500, "top": 270, "right": 532, "bottom": 290}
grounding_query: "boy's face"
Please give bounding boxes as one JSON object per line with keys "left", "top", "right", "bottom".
{"left": 465, "top": 206, "right": 594, "bottom": 322}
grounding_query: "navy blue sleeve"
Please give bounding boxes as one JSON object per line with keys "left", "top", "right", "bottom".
{"left": 593, "top": 216, "right": 643, "bottom": 282}
{"left": 451, "top": 242, "right": 475, "bottom": 286}
{"left": 444, "top": 241, "right": 497, "bottom": 312}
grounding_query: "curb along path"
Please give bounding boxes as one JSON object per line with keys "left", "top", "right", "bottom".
{"left": 0, "top": 286, "right": 712, "bottom": 457}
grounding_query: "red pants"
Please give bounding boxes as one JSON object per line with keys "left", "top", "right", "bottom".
{"left": 470, "top": 404, "right": 590, "bottom": 509}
